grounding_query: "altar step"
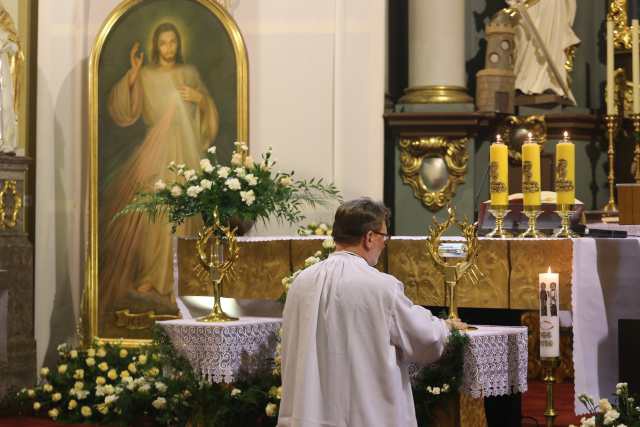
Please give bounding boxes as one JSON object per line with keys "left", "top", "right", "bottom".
{"left": 521, "top": 380, "right": 582, "bottom": 426}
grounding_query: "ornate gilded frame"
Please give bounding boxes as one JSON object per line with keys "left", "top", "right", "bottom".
{"left": 85, "top": 0, "right": 249, "bottom": 346}
{"left": 399, "top": 137, "right": 469, "bottom": 212}
{"left": 497, "top": 115, "right": 547, "bottom": 162}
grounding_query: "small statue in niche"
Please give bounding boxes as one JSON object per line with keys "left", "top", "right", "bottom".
{"left": 0, "top": 5, "right": 22, "bottom": 155}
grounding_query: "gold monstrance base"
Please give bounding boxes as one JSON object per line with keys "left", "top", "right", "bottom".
{"left": 197, "top": 292, "right": 238, "bottom": 323}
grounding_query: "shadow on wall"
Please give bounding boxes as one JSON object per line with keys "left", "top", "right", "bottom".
{"left": 40, "top": 57, "right": 89, "bottom": 369}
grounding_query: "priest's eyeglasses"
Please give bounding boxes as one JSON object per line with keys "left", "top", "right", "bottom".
{"left": 371, "top": 230, "right": 390, "bottom": 242}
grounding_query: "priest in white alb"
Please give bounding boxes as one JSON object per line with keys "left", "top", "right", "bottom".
{"left": 278, "top": 198, "right": 465, "bottom": 427}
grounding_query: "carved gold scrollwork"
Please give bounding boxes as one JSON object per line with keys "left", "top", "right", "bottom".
{"left": 115, "top": 309, "right": 180, "bottom": 331}
{"left": 497, "top": 115, "right": 547, "bottom": 162}
{"left": 399, "top": 137, "right": 469, "bottom": 211}
{"left": 608, "top": 0, "right": 632, "bottom": 50}
{"left": 0, "top": 179, "right": 22, "bottom": 230}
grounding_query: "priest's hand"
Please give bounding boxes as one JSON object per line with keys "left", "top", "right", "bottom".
{"left": 445, "top": 318, "right": 468, "bottom": 331}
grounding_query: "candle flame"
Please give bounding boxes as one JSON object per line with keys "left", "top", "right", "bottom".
{"left": 547, "top": 266, "right": 552, "bottom": 273}
{"left": 527, "top": 132, "right": 533, "bottom": 143}
{"left": 563, "top": 131, "right": 570, "bottom": 142}
{"left": 496, "top": 134, "right": 502, "bottom": 143}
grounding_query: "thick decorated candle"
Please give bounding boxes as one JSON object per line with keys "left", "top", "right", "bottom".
{"left": 555, "top": 131, "right": 575, "bottom": 206}
{"left": 490, "top": 135, "right": 509, "bottom": 206}
{"left": 522, "top": 134, "right": 541, "bottom": 207}
{"left": 539, "top": 267, "right": 560, "bottom": 359}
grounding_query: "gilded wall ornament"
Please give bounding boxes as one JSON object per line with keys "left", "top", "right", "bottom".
{"left": 497, "top": 115, "right": 547, "bottom": 162}
{"left": 0, "top": 179, "right": 22, "bottom": 230}
{"left": 399, "top": 137, "right": 469, "bottom": 212}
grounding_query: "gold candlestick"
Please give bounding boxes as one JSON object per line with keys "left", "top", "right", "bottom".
{"left": 519, "top": 206, "right": 542, "bottom": 238}
{"left": 632, "top": 114, "right": 640, "bottom": 184}
{"left": 543, "top": 357, "right": 560, "bottom": 427}
{"left": 553, "top": 204, "right": 577, "bottom": 238}
{"left": 602, "top": 115, "right": 619, "bottom": 217}
{"left": 487, "top": 205, "right": 512, "bottom": 238}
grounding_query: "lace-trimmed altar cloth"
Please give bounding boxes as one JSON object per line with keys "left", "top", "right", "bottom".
{"left": 158, "top": 317, "right": 281, "bottom": 383}
{"left": 410, "top": 325, "right": 528, "bottom": 398}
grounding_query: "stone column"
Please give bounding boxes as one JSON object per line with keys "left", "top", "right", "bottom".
{"left": 400, "top": 0, "right": 472, "bottom": 104}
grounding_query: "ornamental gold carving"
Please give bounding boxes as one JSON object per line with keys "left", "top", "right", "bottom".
{"left": 399, "top": 137, "right": 469, "bottom": 212}
{"left": 608, "top": 0, "right": 632, "bottom": 49}
{"left": 0, "top": 179, "right": 22, "bottom": 229}
{"left": 497, "top": 115, "right": 547, "bottom": 162}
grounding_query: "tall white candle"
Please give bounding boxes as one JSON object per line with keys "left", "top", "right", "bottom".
{"left": 539, "top": 267, "right": 560, "bottom": 359}
{"left": 607, "top": 19, "right": 617, "bottom": 115}
{"left": 633, "top": 20, "right": 640, "bottom": 114}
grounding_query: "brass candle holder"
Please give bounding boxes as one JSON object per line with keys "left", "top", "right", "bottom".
{"left": 487, "top": 205, "right": 512, "bottom": 238}
{"left": 543, "top": 357, "right": 560, "bottom": 427}
{"left": 519, "top": 206, "right": 542, "bottom": 238}
{"left": 196, "top": 210, "right": 240, "bottom": 322}
{"left": 602, "top": 115, "right": 619, "bottom": 217}
{"left": 553, "top": 204, "right": 577, "bottom": 238}
{"left": 632, "top": 114, "right": 640, "bottom": 184}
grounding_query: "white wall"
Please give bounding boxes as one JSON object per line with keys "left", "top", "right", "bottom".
{"left": 35, "top": 0, "right": 385, "bottom": 367}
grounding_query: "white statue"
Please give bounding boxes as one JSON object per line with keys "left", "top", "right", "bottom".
{"left": 0, "top": 6, "right": 20, "bottom": 155}
{"left": 507, "top": 0, "right": 580, "bottom": 103}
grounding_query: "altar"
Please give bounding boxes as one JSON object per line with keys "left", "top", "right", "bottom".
{"left": 175, "top": 234, "right": 640, "bottom": 415}
{"left": 159, "top": 317, "right": 527, "bottom": 426}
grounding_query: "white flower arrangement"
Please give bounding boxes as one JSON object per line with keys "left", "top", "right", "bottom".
{"left": 115, "top": 141, "right": 341, "bottom": 233}
{"left": 573, "top": 383, "right": 639, "bottom": 427}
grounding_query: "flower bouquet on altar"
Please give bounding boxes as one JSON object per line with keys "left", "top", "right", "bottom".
{"left": 115, "top": 141, "right": 341, "bottom": 232}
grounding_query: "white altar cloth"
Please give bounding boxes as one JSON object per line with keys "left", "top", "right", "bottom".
{"left": 158, "top": 317, "right": 281, "bottom": 383}
{"left": 461, "top": 326, "right": 528, "bottom": 398}
{"left": 572, "top": 237, "right": 640, "bottom": 414}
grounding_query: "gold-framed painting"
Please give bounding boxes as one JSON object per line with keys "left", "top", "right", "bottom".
{"left": 85, "top": 0, "right": 249, "bottom": 345}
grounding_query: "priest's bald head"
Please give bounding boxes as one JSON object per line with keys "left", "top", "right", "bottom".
{"left": 332, "top": 197, "right": 390, "bottom": 266}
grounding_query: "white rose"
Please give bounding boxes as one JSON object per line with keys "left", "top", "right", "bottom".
{"left": 603, "top": 409, "right": 620, "bottom": 425}
{"left": 186, "top": 185, "right": 203, "bottom": 198}
{"left": 599, "top": 398, "right": 613, "bottom": 413}
{"left": 240, "top": 190, "right": 256, "bottom": 206}
{"left": 183, "top": 169, "right": 197, "bottom": 181}
{"left": 225, "top": 178, "right": 242, "bottom": 191}
{"left": 68, "top": 399, "right": 77, "bottom": 410}
{"left": 322, "top": 237, "right": 335, "bottom": 250}
{"left": 171, "top": 186, "right": 183, "bottom": 197}
{"left": 155, "top": 382, "right": 168, "bottom": 393}
{"left": 244, "top": 156, "right": 255, "bottom": 169}
{"left": 138, "top": 384, "right": 151, "bottom": 393}
{"left": 304, "top": 256, "right": 320, "bottom": 267}
{"left": 231, "top": 388, "right": 242, "bottom": 397}
{"left": 231, "top": 152, "right": 243, "bottom": 166}
{"left": 152, "top": 397, "right": 167, "bottom": 410}
{"left": 153, "top": 179, "right": 166, "bottom": 191}
{"left": 200, "top": 179, "right": 213, "bottom": 190}
{"left": 244, "top": 174, "right": 258, "bottom": 186}
{"left": 234, "top": 167, "right": 246, "bottom": 177}
{"left": 52, "top": 392, "right": 62, "bottom": 402}
{"left": 48, "top": 408, "right": 59, "bottom": 420}
{"left": 207, "top": 146, "right": 216, "bottom": 154}
{"left": 43, "top": 384, "right": 53, "bottom": 393}
{"left": 85, "top": 357, "right": 95, "bottom": 367}
{"left": 40, "top": 367, "right": 50, "bottom": 377}
{"left": 105, "top": 394, "right": 119, "bottom": 405}
{"left": 200, "top": 158, "right": 214, "bottom": 173}
{"left": 81, "top": 406, "right": 92, "bottom": 417}
{"left": 265, "top": 402, "right": 278, "bottom": 417}
{"left": 87, "top": 349, "right": 96, "bottom": 357}
{"left": 58, "top": 364, "right": 68, "bottom": 374}
{"left": 168, "top": 161, "right": 176, "bottom": 169}
{"left": 279, "top": 176, "right": 293, "bottom": 187}
{"left": 217, "top": 166, "right": 230, "bottom": 179}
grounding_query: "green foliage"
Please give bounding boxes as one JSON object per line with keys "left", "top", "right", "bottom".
{"left": 412, "top": 330, "right": 470, "bottom": 427}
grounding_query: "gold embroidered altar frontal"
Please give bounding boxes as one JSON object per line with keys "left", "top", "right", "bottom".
{"left": 177, "top": 237, "right": 572, "bottom": 311}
